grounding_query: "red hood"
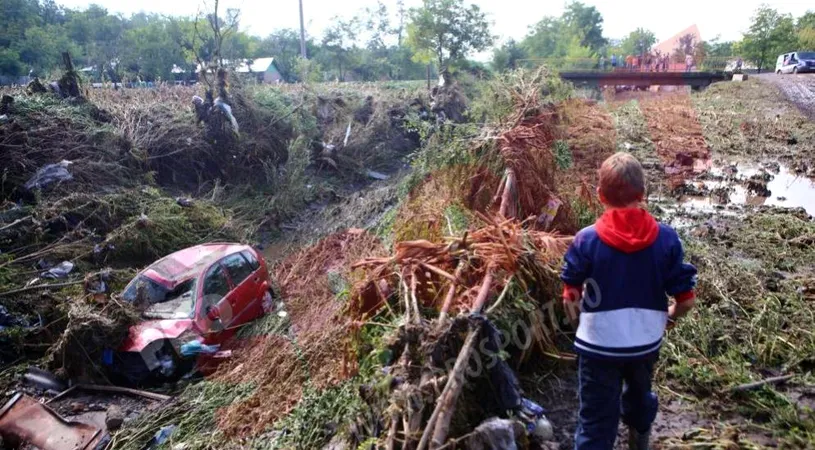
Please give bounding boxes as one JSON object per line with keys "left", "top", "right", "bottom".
{"left": 595, "top": 208, "right": 659, "bottom": 253}
{"left": 119, "top": 319, "right": 195, "bottom": 352}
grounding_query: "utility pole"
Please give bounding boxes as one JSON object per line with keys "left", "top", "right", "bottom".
{"left": 299, "top": 0, "right": 307, "bottom": 58}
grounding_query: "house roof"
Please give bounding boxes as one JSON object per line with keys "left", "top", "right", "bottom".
{"left": 654, "top": 25, "right": 702, "bottom": 56}
{"left": 235, "top": 57, "right": 275, "bottom": 73}
{"left": 194, "top": 57, "right": 276, "bottom": 74}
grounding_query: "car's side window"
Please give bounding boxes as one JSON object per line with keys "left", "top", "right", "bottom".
{"left": 242, "top": 250, "right": 261, "bottom": 271}
{"left": 222, "top": 253, "right": 255, "bottom": 285}
{"left": 202, "top": 264, "right": 230, "bottom": 302}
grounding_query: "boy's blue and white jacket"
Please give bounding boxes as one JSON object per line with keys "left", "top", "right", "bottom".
{"left": 560, "top": 208, "right": 697, "bottom": 361}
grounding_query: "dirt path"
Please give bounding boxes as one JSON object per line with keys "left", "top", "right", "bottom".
{"left": 756, "top": 73, "right": 815, "bottom": 119}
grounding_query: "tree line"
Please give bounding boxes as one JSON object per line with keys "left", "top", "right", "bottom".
{"left": 491, "top": 3, "right": 814, "bottom": 72}
{"left": 0, "top": 0, "right": 498, "bottom": 83}
{"left": 0, "top": 0, "right": 812, "bottom": 82}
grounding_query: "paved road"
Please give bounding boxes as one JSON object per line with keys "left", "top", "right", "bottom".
{"left": 756, "top": 73, "right": 815, "bottom": 119}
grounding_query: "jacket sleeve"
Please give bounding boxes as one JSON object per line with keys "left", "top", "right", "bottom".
{"left": 664, "top": 233, "right": 698, "bottom": 302}
{"left": 561, "top": 233, "right": 592, "bottom": 300}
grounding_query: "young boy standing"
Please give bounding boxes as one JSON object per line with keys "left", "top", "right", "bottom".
{"left": 561, "top": 153, "right": 697, "bottom": 450}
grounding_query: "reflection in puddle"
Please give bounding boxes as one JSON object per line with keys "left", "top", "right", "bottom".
{"left": 680, "top": 163, "right": 815, "bottom": 216}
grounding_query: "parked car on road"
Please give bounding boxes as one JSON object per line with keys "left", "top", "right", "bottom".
{"left": 105, "top": 243, "right": 274, "bottom": 384}
{"left": 776, "top": 51, "right": 815, "bottom": 74}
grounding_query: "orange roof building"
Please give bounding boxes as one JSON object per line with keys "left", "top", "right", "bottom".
{"left": 654, "top": 24, "right": 703, "bottom": 56}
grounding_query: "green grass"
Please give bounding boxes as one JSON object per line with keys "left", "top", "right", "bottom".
{"left": 660, "top": 214, "right": 815, "bottom": 445}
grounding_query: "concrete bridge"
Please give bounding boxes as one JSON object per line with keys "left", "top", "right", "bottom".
{"left": 559, "top": 71, "right": 728, "bottom": 89}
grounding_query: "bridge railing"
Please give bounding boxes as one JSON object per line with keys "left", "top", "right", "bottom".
{"left": 518, "top": 56, "right": 737, "bottom": 73}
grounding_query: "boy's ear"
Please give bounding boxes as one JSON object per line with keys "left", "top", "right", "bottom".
{"left": 596, "top": 187, "right": 608, "bottom": 206}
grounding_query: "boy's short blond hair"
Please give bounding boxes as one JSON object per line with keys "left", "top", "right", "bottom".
{"left": 598, "top": 152, "right": 645, "bottom": 207}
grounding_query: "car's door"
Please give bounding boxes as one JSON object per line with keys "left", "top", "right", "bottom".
{"left": 220, "top": 252, "right": 260, "bottom": 326}
{"left": 196, "top": 262, "right": 233, "bottom": 337}
{"left": 241, "top": 250, "right": 272, "bottom": 317}
{"left": 783, "top": 54, "right": 796, "bottom": 73}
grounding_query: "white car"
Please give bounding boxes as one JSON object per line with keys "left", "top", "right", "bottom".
{"left": 776, "top": 51, "right": 815, "bottom": 74}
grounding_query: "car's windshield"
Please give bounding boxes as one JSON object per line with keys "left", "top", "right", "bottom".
{"left": 798, "top": 52, "right": 815, "bottom": 60}
{"left": 122, "top": 276, "right": 196, "bottom": 319}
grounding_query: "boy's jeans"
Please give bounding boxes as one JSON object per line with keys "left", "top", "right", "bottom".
{"left": 575, "top": 354, "right": 659, "bottom": 450}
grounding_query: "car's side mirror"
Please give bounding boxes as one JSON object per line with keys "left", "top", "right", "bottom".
{"left": 206, "top": 305, "right": 221, "bottom": 321}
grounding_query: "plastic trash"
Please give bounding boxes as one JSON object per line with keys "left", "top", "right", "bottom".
{"left": 176, "top": 198, "right": 194, "bottom": 208}
{"left": 365, "top": 170, "right": 390, "bottom": 181}
{"left": 22, "top": 367, "right": 67, "bottom": 393}
{"left": 537, "top": 198, "right": 562, "bottom": 230}
{"left": 467, "top": 418, "right": 520, "bottom": 450}
{"left": 159, "top": 355, "right": 175, "bottom": 377}
{"left": 41, "top": 261, "right": 74, "bottom": 279}
{"left": 180, "top": 340, "right": 220, "bottom": 357}
{"left": 0, "top": 305, "right": 29, "bottom": 330}
{"left": 213, "top": 98, "right": 239, "bottom": 133}
{"left": 145, "top": 425, "right": 176, "bottom": 450}
{"left": 480, "top": 317, "right": 522, "bottom": 411}
{"left": 24, "top": 160, "right": 73, "bottom": 191}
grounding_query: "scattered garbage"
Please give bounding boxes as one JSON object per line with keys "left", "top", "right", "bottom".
{"left": 365, "top": 170, "right": 390, "bottom": 181}
{"left": 175, "top": 198, "right": 194, "bottom": 208}
{"left": 24, "top": 160, "right": 74, "bottom": 191}
{"left": 179, "top": 340, "right": 220, "bottom": 357}
{"left": 22, "top": 367, "right": 67, "bottom": 394}
{"left": 343, "top": 120, "right": 352, "bottom": 147}
{"left": 0, "top": 393, "right": 109, "bottom": 450}
{"left": 41, "top": 261, "right": 75, "bottom": 279}
{"left": 467, "top": 418, "right": 524, "bottom": 450}
{"left": 144, "top": 424, "right": 176, "bottom": 450}
{"left": 0, "top": 305, "right": 29, "bottom": 331}
{"left": 0, "top": 114, "right": 8, "bottom": 123}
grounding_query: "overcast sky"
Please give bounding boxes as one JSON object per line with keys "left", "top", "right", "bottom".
{"left": 58, "top": 0, "right": 813, "bottom": 47}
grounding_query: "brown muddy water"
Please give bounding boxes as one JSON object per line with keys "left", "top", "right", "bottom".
{"left": 679, "top": 161, "right": 815, "bottom": 216}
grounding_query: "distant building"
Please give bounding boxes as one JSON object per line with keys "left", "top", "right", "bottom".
{"left": 194, "top": 57, "right": 283, "bottom": 84}
{"left": 654, "top": 24, "right": 703, "bottom": 59}
{"left": 235, "top": 58, "right": 283, "bottom": 84}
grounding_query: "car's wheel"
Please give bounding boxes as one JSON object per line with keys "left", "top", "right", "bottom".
{"left": 793, "top": 67, "right": 798, "bottom": 74}
{"left": 777, "top": 70, "right": 782, "bottom": 74}
{"left": 261, "top": 289, "right": 275, "bottom": 314}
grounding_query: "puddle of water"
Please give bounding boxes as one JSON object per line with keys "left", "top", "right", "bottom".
{"left": 679, "top": 163, "right": 815, "bottom": 216}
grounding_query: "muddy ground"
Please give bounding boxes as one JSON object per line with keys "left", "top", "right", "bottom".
{"left": 757, "top": 73, "right": 815, "bottom": 119}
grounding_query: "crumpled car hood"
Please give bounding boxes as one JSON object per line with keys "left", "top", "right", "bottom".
{"left": 119, "top": 319, "right": 195, "bottom": 352}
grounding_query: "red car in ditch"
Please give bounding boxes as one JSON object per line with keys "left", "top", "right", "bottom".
{"left": 105, "top": 243, "right": 274, "bottom": 384}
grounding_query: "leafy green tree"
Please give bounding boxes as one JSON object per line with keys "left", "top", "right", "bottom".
{"left": 491, "top": 39, "right": 527, "bottom": 71}
{"left": 255, "top": 29, "right": 307, "bottom": 82}
{"left": 620, "top": 28, "right": 656, "bottom": 57}
{"left": 0, "top": 49, "right": 24, "bottom": 76}
{"left": 741, "top": 5, "right": 798, "bottom": 72}
{"left": 321, "top": 17, "right": 360, "bottom": 81}
{"left": 521, "top": 3, "right": 603, "bottom": 61}
{"left": 523, "top": 17, "right": 564, "bottom": 58}
{"left": 798, "top": 11, "right": 815, "bottom": 50}
{"left": 562, "top": 2, "right": 606, "bottom": 55}
{"left": 0, "top": 0, "right": 42, "bottom": 48}
{"left": 406, "top": 0, "right": 494, "bottom": 72}
{"left": 15, "top": 24, "right": 78, "bottom": 73}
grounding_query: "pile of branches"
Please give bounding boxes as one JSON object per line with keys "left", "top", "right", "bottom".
{"left": 352, "top": 206, "right": 572, "bottom": 449}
